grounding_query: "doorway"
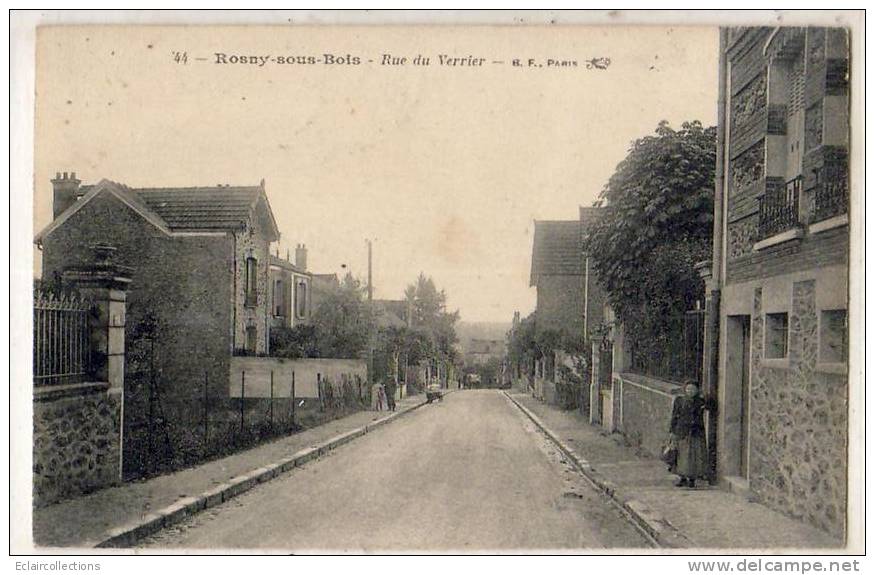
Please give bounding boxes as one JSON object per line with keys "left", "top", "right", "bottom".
{"left": 725, "top": 315, "right": 751, "bottom": 479}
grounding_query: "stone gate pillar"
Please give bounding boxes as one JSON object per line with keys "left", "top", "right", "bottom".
{"left": 62, "top": 244, "right": 132, "bottom": 479}
{"left": 589, "top": 339, "right": 600, "bottom": 425}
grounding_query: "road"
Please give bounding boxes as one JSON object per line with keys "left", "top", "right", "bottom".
{"left": 139, "top": 390, "right": 650, "bottom": 551}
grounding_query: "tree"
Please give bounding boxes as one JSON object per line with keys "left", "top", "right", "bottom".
{"left": 584, "top": 120, "right": 715, "bottom": 377}
{"left": 506, "top": 312, "right": 537, "bottom": 376}
{"left": 269, "top": 324, "right": 319, "bottom": 359}
{"left": 406, "top": 272, "right": 460, "bottom": 362}
{"left": 309, "top": 273, "right": 373, "bottom": 358}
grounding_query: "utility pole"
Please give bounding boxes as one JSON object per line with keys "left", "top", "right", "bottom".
{"left": 366, "top": 238, "right": 373, "bottom": 302}
{"left": 366, "top": 239, "right": 374, "bottom": 386}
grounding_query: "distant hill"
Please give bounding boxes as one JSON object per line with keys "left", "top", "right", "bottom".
{"left": 455, "top": 321, "right": 511, "bottom": 351}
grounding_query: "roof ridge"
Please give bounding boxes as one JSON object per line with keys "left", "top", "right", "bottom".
{"left": 134, "top": 185, "right": 261, "bottom": 191}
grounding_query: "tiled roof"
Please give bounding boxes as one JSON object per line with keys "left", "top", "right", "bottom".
{"left": 530, "top": 220, "right": 583, "bottom": 285}
{"left": 269, "top": 254, "right": 309, "bottom": 275}
{"left": 134, "top": 186, "right": 263, "bottom": 231}
{"left": 35, "top": 178, "right": 281, "bottom": 243}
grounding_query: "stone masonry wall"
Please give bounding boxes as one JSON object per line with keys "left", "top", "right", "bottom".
{"left": 617, "top": 374, "right": 682, "bottom": 458}
{"left": 33, "top": 388, "right": 121, "bottom": 507}
{"left": 749, "top": 283, "right": 848, "bottom": 538}
{"left": 234, "top": 211, "right": 271, "bottom": 355}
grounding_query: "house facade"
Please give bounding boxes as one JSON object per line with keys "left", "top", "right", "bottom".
{"left": 463, "top": 338, "right": 504, "bottom": 366}
{"left": 36, "top": 175, "right": 280, "bottom": 406}
{"left": 530, "top": 220, "right": 586, "bottom": 339}
{"left": 269, "top": 245, "right": 312, "bottom": 331}
{"left": 709, "top": 27, "right": 849, "bottom": 538}
{"left": 528, "top": 210, "right": 605, "bottom": 408}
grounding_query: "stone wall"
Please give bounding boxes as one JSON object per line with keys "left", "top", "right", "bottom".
{"left": 749, "top": 283, "right": 848, "bottom": 538}
{"left": 234, "top": 213, "right": 271, "bottom": 355}
{"left": 33, "top": 386, "right": 121, "bottom": 507}
{"left": 615, "top": 374, "right": 683, "bottom": 459}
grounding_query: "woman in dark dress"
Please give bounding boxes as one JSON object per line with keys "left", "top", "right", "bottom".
{"left": 670, "top": 382, "right": 710, "bottom": 488}
{"left": 385, "top": 380, "right": 397, "bottom": 412}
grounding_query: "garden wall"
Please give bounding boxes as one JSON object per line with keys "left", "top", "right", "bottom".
{"left": 33, "top": 384, "right": 121, "bottom": 507}
{"left": 615, "top": 373, "right": 683, "bottom": 458}
{"left": 229, "top": 357, "right": 368, "bottom": 399}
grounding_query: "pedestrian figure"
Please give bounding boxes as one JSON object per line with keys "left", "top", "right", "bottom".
{"left": 377, "top": 383, "right": 387, "bottom": 411}
{"left": 385, "top": 380, "right": 397, "bottom": 412}
{"left": 669, "top": 381, "right": 712, "bottom": 488}
{"left": 371, "top": 382, "right": 383, "bottom": 411}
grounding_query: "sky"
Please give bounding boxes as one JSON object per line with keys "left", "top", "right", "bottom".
{"left": 34, "top": 25, "right": 718, "bottom": 323}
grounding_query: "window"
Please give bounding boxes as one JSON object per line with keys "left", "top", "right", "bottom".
{"left": 820, "top": 309, "right": 848, "bottom": 363}
{"left": 786, "top": 53, "right": 805, "bottom": 179}
{"left": 295, "top": 280, "right": 308, "bottom": 319}
{"left": 273, "top": 279, "right": 284, "bottom": 317}
{"left": 245, "top": 325, "right": 257, "bottom": 354}
{"left": 244, "top": 256, "right": 258, "bottom": 307}
{"left": 764, "top": 313, "right": 789, "bottom": 359}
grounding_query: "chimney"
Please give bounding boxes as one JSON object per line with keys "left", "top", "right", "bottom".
{"left": 295, "top": 243, "right": 308, "bottom": 271}
{"left": 51, "top": 171, "right": 81, "bottom": 219}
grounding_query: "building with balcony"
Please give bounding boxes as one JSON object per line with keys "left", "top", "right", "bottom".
{"left": 708, "top": 26, "right": 849, "bottom": 539}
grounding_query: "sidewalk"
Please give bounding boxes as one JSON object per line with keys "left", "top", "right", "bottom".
{"left": 506, "top": 392, "right": 843, "bottom": 550}
{"left": 32, "top": 394, "right": 425, "bottom": 549}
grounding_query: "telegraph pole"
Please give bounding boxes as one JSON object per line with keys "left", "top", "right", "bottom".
{"left": 366, "top": 239, "right": 374, "bottom": 388}
{"left": 366, "top": 239, "right": 373, "bottom": 302}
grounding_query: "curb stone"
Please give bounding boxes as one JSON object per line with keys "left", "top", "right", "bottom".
{"left": 502, "top": 391, "right": 692, "bottom": 549}
{"left": 95, "top": 394, "right": 442, "bottom": 548}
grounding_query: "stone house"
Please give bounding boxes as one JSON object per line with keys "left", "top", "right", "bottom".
{"left": 269, "top": 245, "right": 312, "bottom": 330}
{"left": 705, "top": 27, "right": 850, "bottom": 539}
{"left": 35, "top": 174, "right": 281, "bottom": 407}
{"left": 463, "top": 338, "right": 505, "bottom": 367}
{"left": 528, "top": 209, "right": 605, "bottom": 407}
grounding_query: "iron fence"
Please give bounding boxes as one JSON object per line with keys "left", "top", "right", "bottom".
{"left": 33, "top": 290, "right": 93, "bottom": 386}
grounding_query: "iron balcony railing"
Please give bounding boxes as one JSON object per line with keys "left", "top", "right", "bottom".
{"left": 758, "top": 176, "right": 802, "bottom": 239}
{"left": 812, "top": 166, "right": 849, "bottom": 223}
{"left": 33, "top": 290, "right": 93, "bottom": 386}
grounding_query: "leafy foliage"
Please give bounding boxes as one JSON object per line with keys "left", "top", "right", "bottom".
{"left": 311, "top": 273, "right": 375, "bottom": 358}
{"left": 269, "top": 324, "right": 319, "bottom": 359}
{"left": 406, "top": 273, "right": 460, "bottom": 364}
{"left": 584, "top": 121, "right": 715, "bottom": 377}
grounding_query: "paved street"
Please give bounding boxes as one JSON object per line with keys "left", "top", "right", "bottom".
{"left": 139, "top": 390, "right": 650, "bottom": 551}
